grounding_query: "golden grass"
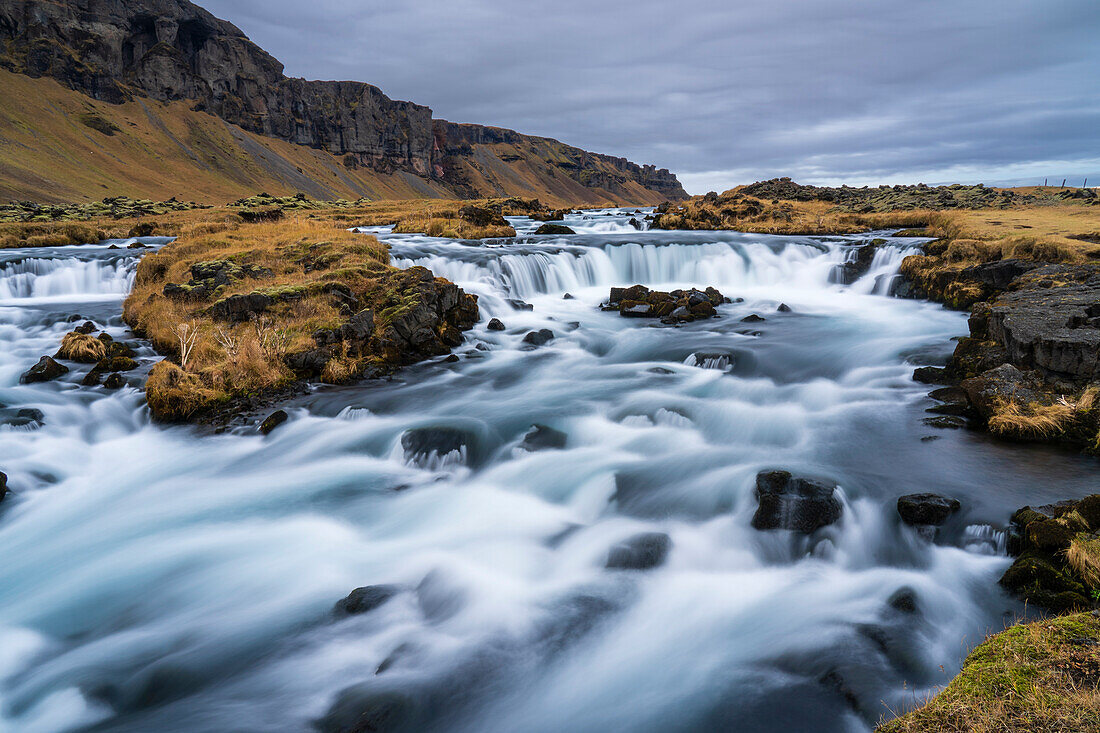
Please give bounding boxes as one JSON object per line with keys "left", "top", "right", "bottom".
{"left": 1067, "top": 537, "right": 1100, "bottom": 589}
{"left": 989, "top": 399, "right": 1075, "bottom": 441}
{"left": 878, "top": 612, "right": 1100, "bottom": 733}
{"left": 55, "top": 332, "right": 106, "bottom": 363}
{"left": 393, "top": 214, "right": 515, "bottom": 239}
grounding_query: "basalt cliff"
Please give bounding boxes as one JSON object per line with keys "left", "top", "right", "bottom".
{"left": 0, "top": 0, "right": 685, "bottom": 204}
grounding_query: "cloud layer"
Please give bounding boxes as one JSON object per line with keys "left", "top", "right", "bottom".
{"left": 201, "top": 0, "right": 1100, "bottom": 193}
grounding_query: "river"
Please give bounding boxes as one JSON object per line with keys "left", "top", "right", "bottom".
{"left": 0, "top": 212, "right": 1096, "bottom": 732}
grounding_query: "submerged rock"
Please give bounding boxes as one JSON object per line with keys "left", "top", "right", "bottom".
{"left": 522, "top": 329, "right": 555, "bottom": 346}
{"left": 259, "top": 409, "right": 288, "bottom": 435}
{"left": 401, "top": 427, "right": 470, "bottom": 468}
{"left": 0, "top": 471, "right": 7, "bottom": 503}
{"left": 751, "top": 470, "right": 842, "bottom": 533}
{"left": 896, "top": 493, "right": 961, "bottom": 526}
{"left": 19, "top": 356, "right": 68, "bottom": 384}
{"left": 334, "top": 584, "right": 400, "bottom": 616}
{"left": 521, "top": 424, "right": 567, "bottom": 451}
{"left": 606, "top": 532, "right": 672, "bottom": 570}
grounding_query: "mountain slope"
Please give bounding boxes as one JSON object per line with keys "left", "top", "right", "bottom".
{"left": 0, "top": 0, "right": 685, "bottom": 204}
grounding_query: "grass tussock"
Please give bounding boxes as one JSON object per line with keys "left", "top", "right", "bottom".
{"left": 988, "top": 399, "right": 1076, "bottom": 441}
{"left": 55, "top": 332, "right": 106, "bottom": 363}
{"left": 1066, "top": 537, "right": 1100, "bottom": 589}
{"left": 878, "top": 612, "right": 1100, "bottom": 733}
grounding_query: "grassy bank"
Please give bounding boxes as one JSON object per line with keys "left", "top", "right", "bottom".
{"left": 878, "top": 612, "right": 1100, "bottom": 732}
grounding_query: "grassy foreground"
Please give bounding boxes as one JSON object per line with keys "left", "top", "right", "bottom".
{"left": 878, "top": 613, "right": 1100, "bottom": 733}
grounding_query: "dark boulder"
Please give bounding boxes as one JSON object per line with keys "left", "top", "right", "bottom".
{"left": 75, "top": 320, "right": 98, "bottom": 334}
{"left": 259, "top": 409, "right": 289, "bottom": 435}
{"left": 341, "top": 309, "right": 375, "bottom": 342}
{"left": 926, "top": 387, "right": 974, "bottom": 417}
{"left": 896, "top": 493, "right": 961, "bottom": 526}
{"left": 522, "top": 329, "right": 555, "bottom": 346}
{"left": 960, "top": 364, "right": 1044, "bottom": 421}
{"left": 20, "top": 356, "right": 69, "bottom": 384}
{"left": 334, "top": 584, "right": 400, "bottom": 616}
{"left": 751, "top": 470, "right": 842, "bottom": 533}
{"left": 0, "top": 471, "right": 6, "bottom": 503}
{"left": 209, "top": 292, "right": 273, "bottom": 322}
{"left": 740, "top": 314, "right": 765, "bottom": 323}
{"left": 830, "top": 242, "right": 880, "bottom": 285}
{"left": 521, "top": 424, "right": 567, "bottom": 451}
{"left": 81, "top": 369, "right": 104, "bottom": 386}
{"left": 606, "top": 532, "right": 672, "bottom": 570}
{"left": 401, "top": 427, "right": 470, "bottom": 468}
{"left": 777, "top": 303, "right": 792, "bottom": 312}
{"left": 534, "top": 223, "right": 575, "bottom": 235}
{"left": 4, "top": 408, "right": 45, "bottom": 428}
{"left": 102, "top": 373, "right": 126, "bottom": 389}
{"left": 487, "top": 318, "right": 505, "bottom": 331}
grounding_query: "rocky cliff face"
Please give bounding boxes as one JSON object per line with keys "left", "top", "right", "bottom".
{"left": 0, "top": 0, "right": 685, "bottom": 199}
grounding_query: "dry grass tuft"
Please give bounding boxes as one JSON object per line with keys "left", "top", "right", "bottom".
{"left": 144, "top": 360, "right": 219, "bottom": 420}
{"left": 55, "top": 332, "right": 106, "bottom": 363}
{"left": 1067, "top": 537, "right": 1100, "bottom": 589}
{"left": 989, "top": 399, "right": 1075, "bottom": 440}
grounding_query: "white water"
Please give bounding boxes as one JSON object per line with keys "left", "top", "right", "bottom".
{"left": 1, "top": 219, "right": 1098, "bottom": 732}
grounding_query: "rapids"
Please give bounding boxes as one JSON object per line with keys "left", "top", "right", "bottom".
{"left": 0, "top": 212, "right": 1096, "bottom": 732}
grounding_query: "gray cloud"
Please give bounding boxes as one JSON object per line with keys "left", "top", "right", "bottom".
{"left": 200, "top": 0, "right": 1100, "bottom": 193}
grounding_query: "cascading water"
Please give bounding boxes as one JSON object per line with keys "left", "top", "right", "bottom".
{"left": 1, "top": 218, "right": 1098, "bottom": 733}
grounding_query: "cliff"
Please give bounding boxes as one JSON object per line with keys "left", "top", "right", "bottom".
{"left": 0, "top": 0, "right": 685, "bottom": 203}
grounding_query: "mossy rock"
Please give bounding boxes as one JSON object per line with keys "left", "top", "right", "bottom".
{"left": 1000, "top": 554, "right": 1090, "bottom": 611}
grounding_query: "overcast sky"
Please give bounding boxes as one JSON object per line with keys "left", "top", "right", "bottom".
{"left": 201, "top": 0, "right": 1099, "bottom": 194}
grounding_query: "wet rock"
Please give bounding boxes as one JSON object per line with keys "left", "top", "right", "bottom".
{"left": 97, "top": 356, "right": 138, "bottom": 372}
{"left": 75, "top": 321, "right": 98, "bottom": 334}
{"left": 922, "top": 415, "right": 967, "bottom": 429}
{"left": 912, "top": 366, "right": 949, "bottom": 384}
{"left": 896, "top": 493, "right": 961, "bottom": 526}
{"left": 751, "top": 470, "right": 842, "bottom": 533}
{"left": 522, "top": 329, "right": 555, "bottom": 346}
{"left": 521, "top": 424, "right": 567, "bottom": 451}
{"left": 926, "top": 386, "right": 974, "bottom": 417}
{"left": 562, "top": 293, "right": 575, "bottom": 300}
{"left": 506, "top": 299, "right": 534, "bottom": 311}
{"left": 19, "top": 356, "right": 69, "bottom": 384}
{"left": 102, "top": 373, "right": 126, "bottom": 389}
{"left": 887, "top": 588, "right": 919, "bottom": 614}
{"left": 334, "top": 584, "right": 400, "bottom": 616}
{"left": 830, "top": 242, "right": 880, "bottom": 285}
{"left": 606, "top": 532, "right": 672, "bottom": 570}
{"left": 740, "top": 314, "right": 765, "bottom": 323}
{"left": 486, "top": 318, "right": 505, "bottom": 331}
{"left": 81, "top": 369, "right": 104, "bottom": 386}
{"left": 7, "top": 408, "right": 45, "bottom": 428}
{"left": 0, "top": 471, "right": 6, "bottom": 503}
{"left": 605, "top": 284, "right": 727, "bottom": 323}
{"left": 777, "top": 303, "right": 792, "bottom": 312}
{"left": 443, "top": 354, "right": 460, "bottom": 363}
{"left": 401, "top": 427, "right": 470, "bottom": 468}
{"left": 685, "top": 352, "right": 733, "bottom": 370}
{"left": 534, "top": 223, "right": 575, "bottom": 235}
{"left": 317, "top": 688, "right": 420, "bottom": 733}
{"left": 960, "top": 364, "right": 1044, "bottom": 421}
{"left": 259, "top": 409, "right": 289, "bottom": 435}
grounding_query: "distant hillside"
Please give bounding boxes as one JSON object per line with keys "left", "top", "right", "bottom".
{"left": 0, "top": 0, "right": 685, "bottom": 204}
